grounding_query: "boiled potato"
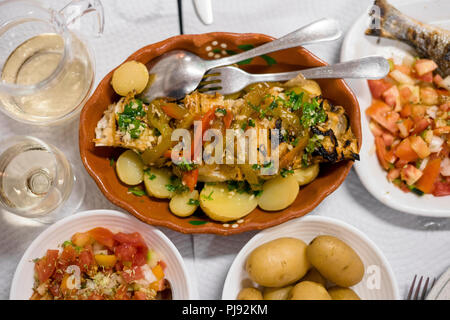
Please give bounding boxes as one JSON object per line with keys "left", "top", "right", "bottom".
{"left": 328, "top": 286, "right": 361, "bottom": 300}
{"left": 290, "top": 281, "right": 331, "bottom": 300}
{"left": 257, "top": 175, "right": 299, "bottom": 211}
{"left": 199, "top": 183, "right": 258, "bottom": 222}
{"left": 293, "top": 163, "right": 319, "bottom": 186}
{"left": 237, "top": 287, "right": 263, "bottom": 300}
{"left": 169, "top": 190, "right": 199, "bottom": 217}
{"left": 263, "top": 286, "right": 293, "bottom": 300}
{"left": 116, "top": 150, "right": 144, "bottom": 185}
{"left": 246, "top": 238, "right": 310, "bottom": 287}
{"left": 306, "top": 235, "right": 364, "bottom": 287}
{"left": 144, "top": 167, "right": 174, "bottom": 199}
{"left": 111, "top": 61, "right": 149, "bottom": 96}
{"left": 300, "top": 268, "right": 326, "bottom": 287}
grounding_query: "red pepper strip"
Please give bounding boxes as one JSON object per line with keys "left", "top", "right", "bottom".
{"left": 182, "top": 168, "right": 199, "bottom": 192}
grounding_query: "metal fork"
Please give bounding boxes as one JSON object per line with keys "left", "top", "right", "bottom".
{"left": 198, "top": 56, "right": 389, "bottom": 95}
{"left": 406, "top": 275, "right": 436, "bottom": 300}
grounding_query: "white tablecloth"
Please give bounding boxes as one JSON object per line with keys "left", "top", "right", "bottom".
{"left": 0, "top": 0, "right": 449, "bottom": 300}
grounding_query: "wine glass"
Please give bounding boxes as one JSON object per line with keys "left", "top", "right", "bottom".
{"left": 0, "top": 136, "right": 85, "bottom": 223}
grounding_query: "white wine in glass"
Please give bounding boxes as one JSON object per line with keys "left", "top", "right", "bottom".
{"left": 0, "top": 136, "right": 85, "bottom": 222}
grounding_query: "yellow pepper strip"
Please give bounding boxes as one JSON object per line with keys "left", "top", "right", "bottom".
{"left": 94, "top": 254, "right": 117, "bottom": 268}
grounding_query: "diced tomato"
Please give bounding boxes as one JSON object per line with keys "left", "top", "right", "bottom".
{"left": 115, "top": 243, "right": 137, "bottom": 263}
{"left": 384, "top": 149, "right": 397, "bottom": 164}
{"left": 411, "top": 118, "right": 430, "bottom": 135}
{"left": 433, "top": 181, "right": 450, "bottom": 196}
{"left": 420, "top": 87, "right": 439, "bottom": 105}
{"left": 433, "top": 74, "right": 444, "bottom": 87}
{"left": 182, "top": 168, "right": 198, "bottom": 192}
{"left": 158, "top": 260, "right": 167, "bottom": 270}
{"left": 58, "top": 245, "right": 78, "bottom": 269}
{"left": 121, "top": 266, "right": 144, "bottom": 283}
{"left": 88, "top": 293, "right": 104, "bottom": 300}
{"left": 395, "top": 138, "right": 419, "bottom": 162}
{"left": 114, "top": 232, "right": 148, "bottom": 251}
{"left": 409, "top": 136, "right": 430, "bottom": 159}
{"left": 366, "top": 100, "right": 399, "bottom": 133}
{"left": 369, "top": 120, "right": 384, "bottom": 136}
{"left": 397, "top": 119, "right": 413, "bottom": 138}
{"left": 368, "top": 79, "right": 392, "bottom": 99}
{"left": 411, "top": 105, "right": 426, "bottom": 118}
{"left": 434, "top": 126, "right": 450, "bottom": 135}
{"left": 416, "top": 158, "right": 441, "bottom": 194}
{"left": 382, "top": 132, "right": 395, "bottom": 147}
{"left": 161, "top": 103, "right": 187, "bottom": 120}
{"left": 417, "top": 71, "right": 433, "bottom": 83}
{"left": 71, "top": 232, "right": 93, "bottom": 248}
{"left": 400, "top": 103, "right": 412, "bottom": 118}
{"left": 399, "top": 86, "right": 412, "bottom": 103}
{"left": 223, "top": 110, "right": 233, "bottom": 129}
{"left": 401, "top": 164, "right": 423, "bottom": 185}
{"left": 387, "top": 168, "right": 401, "bottom": 181}
{"left": 35, "top": 249, "right": 59, "bottom": 283}
{"left": 382, "top": 85, "right": 400, "bottom": 110}
{"left": 88, "top": 227, "right": 115, "bottom": 249}
{"left": 375, "top": 137, "right": 390, "bottom": 170}
{"left": 395, "top": 159, "right": 409, "bottom": 169}
{"left": 49, "top": 283, "right": 60, "bottom": 297}
{"left": 394, "top": 64, "right": 411, "bottom": 76}
{"left": 133, "top": 291, "right": 147, "bottom": 300}
{"left": 414, "top": 59, "right": 438, "bottom": 76}
{"left": 440, "top": 102, "right": 449, "bottom": 112}
{"left": 78, "top": 248, "right": 95, "bottom": 273}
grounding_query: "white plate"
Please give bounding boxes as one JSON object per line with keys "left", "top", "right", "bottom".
{"left": 222, "top": 216, "right": 400, "bottom": 300}
{"left": 341, "top": 0, "right": 450, "bottom": 217}
{"left": 427, "top": 267, "right": 450, "bottom": 300}
{"left": 10, "top": 210, "right": 196, "bottom": 300}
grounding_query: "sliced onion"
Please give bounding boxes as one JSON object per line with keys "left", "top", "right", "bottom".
{"left": 419, "top": 157, "right": 429, "bottom": 171}
{"left": 441, "top": 157, "right": 450, "bottom": 177}
{"left": 429, "top": 136, "right": 444, "bottom": 153}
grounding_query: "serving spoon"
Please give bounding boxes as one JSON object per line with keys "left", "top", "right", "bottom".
{"left": 198, "top": 56, "right": 390, "bottom": 95}
{"left": 140, "top": 18, "right": 342, "bottom": 102}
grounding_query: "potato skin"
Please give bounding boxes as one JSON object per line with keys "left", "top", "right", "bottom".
{"left": 300, "top": 268, "right": 326, "bottom": 287}
{"left": 246, "top": 238, "right": 310, "bottom": 287}
{"left": 290, "top": 281, "right": 331, "bottom": 300}
{"left": 328, "top": 286, "right": 361, "bottom": 300}
{"left": 306, "top": 235, "right": 364, "bottom": 287}
{"left": 263, "top": 286, "right": 293, "bottom": 300}
{"left": 237, "top": 288, "right": 263, "bottom": 300}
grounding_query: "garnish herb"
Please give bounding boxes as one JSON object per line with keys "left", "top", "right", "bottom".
{"left": 144, "top": 168, "right": 156, "bottom": 180}
{"left": 202, "top": 191, "right": 214, "bottom": 200}
{"left": 248, "top": 118, "right": 256, "bottom": 127}
{"left": 216, "top": 108, "right": 227, "bottom": 115}
{"left": 187, "top": 198, "right": 200, "bottom": 206}
{"left": 165, "top": 176, "right": 189, "bottom": 193}
{"left": 128, "top": 186, "right": 146, "bottom": 197}
{"left": 280, "top": 168, "right": 294, "bottom": 177}
{"left": 118, "top": 99, "right": 147, "bottom": 139}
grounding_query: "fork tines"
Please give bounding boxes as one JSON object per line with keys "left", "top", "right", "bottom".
{"left": 407, "top": 275, "right": 436, "bottom": 300}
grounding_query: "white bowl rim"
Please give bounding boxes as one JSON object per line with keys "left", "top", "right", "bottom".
{"left": 9, "top": 209, "right": 195, "bottom": 300}
{"left": 222, "top": 215, "right": 400, "bottom": 300}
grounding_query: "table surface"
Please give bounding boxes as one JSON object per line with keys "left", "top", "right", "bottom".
{"left": 1, "top": 0, "right": 449, "bottom": 300}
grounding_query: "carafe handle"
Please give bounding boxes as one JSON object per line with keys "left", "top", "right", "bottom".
{"left": 59, "top": 0, "right": 105, "bottom": 37}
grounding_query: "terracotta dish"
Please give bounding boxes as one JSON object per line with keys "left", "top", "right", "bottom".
{"left": 79, "top": 32, "right": 361, "bottom": 235}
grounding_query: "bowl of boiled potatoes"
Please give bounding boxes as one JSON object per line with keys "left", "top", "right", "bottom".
{"left": 222, "top": 216, "right": 400, "bottom": 300}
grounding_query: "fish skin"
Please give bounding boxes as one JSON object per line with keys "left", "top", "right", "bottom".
{"left": 366, "top": 0, "right": 450, "bottom": 76}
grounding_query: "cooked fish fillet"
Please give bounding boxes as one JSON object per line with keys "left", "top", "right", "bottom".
{"left": 366, "top": 0, "right": 450, "bottom": 76}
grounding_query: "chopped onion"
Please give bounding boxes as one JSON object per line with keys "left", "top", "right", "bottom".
{"left": 429, "top": 136, "right": 444, "bottom": 153}
{"left": 441, "top": 157, "right": 450, "bottom": 176}
{"left": 426, "top": 106, "right": 438, "bottom": 119}
{"left": 419, "top": 157, "right": 429, "bottom": 171}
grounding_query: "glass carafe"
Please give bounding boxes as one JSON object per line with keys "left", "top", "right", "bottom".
{"left": 0, "top": 0, "right": 104, "bottom": 125}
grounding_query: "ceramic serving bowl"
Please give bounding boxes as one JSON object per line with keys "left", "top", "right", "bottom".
{"left": 79, "top": 32, "right": 362, "bottom": 235}
{"left": 222, "top": 216, "right": 400, "bottom": 300}
{"left": 10, "top": 210, "right": 196, "bottom": 300}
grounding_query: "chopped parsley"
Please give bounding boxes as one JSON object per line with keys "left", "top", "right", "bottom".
{"left": 62, "top": 240, "right": 82, "bottom": 253}
{"left": 285, "top": 92, "right": 327, "bottom": 127}
{"left": 187, "top": 198, "right": 200, "bottom": 206}
{"left": 202, "top": 191, "right": 214, "bottom": 200}
{"left": 128, "top": 186, "right": 146, "bottom": 197}
{"left": 144, "top": 168, "right": 156, "bottom": 180}
{"left": 176, "top": 159, "right": 196, "bottom": 172}
{"left": 109, "top": 158, "right": 115, "bottom": 167}
{"left": 280, "top": 168, "right": 294, "bottom": 177}
{"left": 118, "top": 99, "right": 147, "bottom": 139}
{"left": 216, "top": 108, "right": 227, "bottom": 115}
{"left": 252, "top": 164, "right": 261, "bottom": 170}
{"left": 227, "top": 180, "right": 261, "bottom": 196}
{"left": 165, "top": 176, "right": 189, "bottom": 193}
{"left": 248, "top": 118, "right": 256, "bottom": 127}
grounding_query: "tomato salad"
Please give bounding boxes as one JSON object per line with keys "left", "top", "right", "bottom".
{"left": 31, "top": 228, "right": 170, "bottom": 300}
{"left": 367, "top": 57, "right": 450, "bottom": 196}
